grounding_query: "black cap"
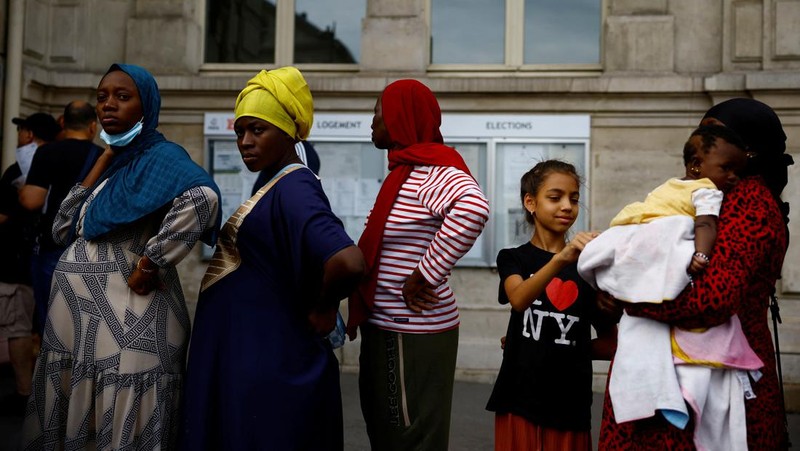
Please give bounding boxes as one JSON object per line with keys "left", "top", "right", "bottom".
{"left": 12, "top": 112, "right": 61, "bottom": 142}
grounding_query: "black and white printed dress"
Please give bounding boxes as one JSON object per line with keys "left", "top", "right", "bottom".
{"left": 22, "top": 180, "right": 218, "bottom": 450}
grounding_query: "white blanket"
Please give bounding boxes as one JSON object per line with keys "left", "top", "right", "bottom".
{"left": 611, "top": 313, "right": 754, "bottom": 451}
{"left": 577, "top": 215, "right": 695, "bottom": 303}
{"left": 677, "top": 365, "right": 749, "bottom": 451}
{"left": 609, "top": 313, "right": 687, "bottom": 425}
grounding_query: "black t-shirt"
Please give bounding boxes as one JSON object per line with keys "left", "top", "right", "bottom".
{"left": 486, "top": 242, "right": 598, "bottom": 431}
{"left": 25, "top": 139, "right": 102, "bottom": 250}
{"left": 0, "top": 164, "right": 35, "bottom": 284}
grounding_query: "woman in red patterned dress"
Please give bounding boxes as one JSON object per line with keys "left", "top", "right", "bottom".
{"left": 599, "top": 98, "right": 794, "bottom": 450}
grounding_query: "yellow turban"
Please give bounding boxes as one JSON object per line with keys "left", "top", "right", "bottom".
{"left": 233, "top": 66, "right": 313, "bottom": 140}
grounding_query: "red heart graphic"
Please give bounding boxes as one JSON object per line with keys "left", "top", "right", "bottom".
{"left": 546, "top": 278, "right": 579, "bottom": 311}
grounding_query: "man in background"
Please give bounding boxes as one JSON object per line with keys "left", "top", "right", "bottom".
{"left": 19, "top": 101, "right": 102, "bottom": 336}
{"left": 0, "top": 112, "right": 58, "bottom": 416}
{"left": 10, "top": 112, "right": 61, "bottom": 187}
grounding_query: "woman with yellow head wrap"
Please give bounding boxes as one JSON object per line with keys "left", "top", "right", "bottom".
{"left": 182, "top": 67, "right": 365, "bottom": 450}
{"left": 234, "top": 66, "right": 313, "bottom": 141}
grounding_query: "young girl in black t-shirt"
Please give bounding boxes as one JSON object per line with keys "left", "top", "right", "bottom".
{"left": 486, "top": 160, "right": 617, "bottom": 450}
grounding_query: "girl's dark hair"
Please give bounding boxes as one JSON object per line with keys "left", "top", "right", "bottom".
{"left": 520, "top": 160, "right": 581, "bottom": 225}
{"left": 682, "top": 124, "right": 748, "bottom": 166}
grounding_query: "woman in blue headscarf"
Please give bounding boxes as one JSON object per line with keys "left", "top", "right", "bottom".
{"left": 22, "top": 64, "right": 221, "bottom": 450}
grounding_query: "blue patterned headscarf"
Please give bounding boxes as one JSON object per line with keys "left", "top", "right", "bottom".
{"left": 78, "top": 64, "right": 222, "bottom": 245}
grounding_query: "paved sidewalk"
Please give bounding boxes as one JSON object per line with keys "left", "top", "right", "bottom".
{"left": 341, "top": 370, "right": 498, "bottom": 450}
{"left": 2, "top": 364, "right": 799, "bottom": 450}
{"left": 343, "top": 369, "right": 800, "bottom": 450}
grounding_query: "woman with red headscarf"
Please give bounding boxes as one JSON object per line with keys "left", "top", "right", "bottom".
{"left": 348, "top": 80, "right": 490, "bottom": 450}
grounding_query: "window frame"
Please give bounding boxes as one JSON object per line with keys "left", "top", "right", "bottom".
{"left": 198, "top": 0, "right": 363, "bottom": 72}
{"left": 425, "top": 0, "right": 606, "bottom": 72}
{"left": 437, "top": 113, "right": 592, "bottom": 265}
{"left": 203, "top": 112, "right": 590, "bottom": 268}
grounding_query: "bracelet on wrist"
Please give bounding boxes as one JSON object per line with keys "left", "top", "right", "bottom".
{"left": 693, "top": 252, "right": 710, "bottom": 263}
{"left": 136, "top": 257, "right": 157, "bottom": 274}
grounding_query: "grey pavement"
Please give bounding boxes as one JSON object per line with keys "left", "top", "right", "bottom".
{"left": 2, "top": 364, "right": 800, "bottom": 450}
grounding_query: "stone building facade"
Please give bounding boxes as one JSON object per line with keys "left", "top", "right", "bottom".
{"left": 1, "top": 0, "right": 798, "bottom": 406}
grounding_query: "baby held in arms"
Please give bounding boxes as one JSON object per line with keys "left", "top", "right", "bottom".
{"left": 581, "top": 124, "right": 749, "bottom": 302}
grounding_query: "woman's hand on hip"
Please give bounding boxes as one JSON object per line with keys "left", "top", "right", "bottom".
{"left": 128, "top": 256, "right": 164, "bottom": 296}
{"left": 402, "top": 267, "right": 439, "bottom": 313}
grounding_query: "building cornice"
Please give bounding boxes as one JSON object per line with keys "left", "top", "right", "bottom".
{"left": 19, "top": 65, "right": 800, "bottom": 122}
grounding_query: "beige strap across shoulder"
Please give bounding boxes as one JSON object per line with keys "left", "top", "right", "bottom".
{"left": 201, "top": 165, "right": 304, "bottom": 291}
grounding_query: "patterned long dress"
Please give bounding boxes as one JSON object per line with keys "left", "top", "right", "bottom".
{"left": 23, "top": 180, "right": 218, "bottom": 450}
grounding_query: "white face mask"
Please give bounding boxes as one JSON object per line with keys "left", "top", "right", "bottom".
{"left": 100, "top": 118, "right": 144, "bottom": 146}
{"left": 15, "top": 142, "right": 38, "bottom": 179}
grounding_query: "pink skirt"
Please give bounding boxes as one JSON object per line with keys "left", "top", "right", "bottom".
{"left": 495, "top": 413, "right": 591, "bottom": 451}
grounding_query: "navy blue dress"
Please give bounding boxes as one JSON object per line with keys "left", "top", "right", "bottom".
{"left": 182, "top": 168, "right": 353, "bottom": 450}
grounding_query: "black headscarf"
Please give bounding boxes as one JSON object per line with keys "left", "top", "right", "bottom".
{"left": 703, "top": 98, "right": 794, "bottom": 223}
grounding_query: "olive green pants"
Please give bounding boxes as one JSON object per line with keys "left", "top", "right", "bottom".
{"left": 358, "top": 324, "right": 459, "bottom": 451}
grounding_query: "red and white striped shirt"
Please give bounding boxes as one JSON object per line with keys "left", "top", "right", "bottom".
{"left": 367, "top": 165, "right": 490, "bottom": 334}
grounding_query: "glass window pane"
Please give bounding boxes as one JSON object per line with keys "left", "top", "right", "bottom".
{"left": 449, "top": 142, "right": 488, "bottom": 264}
{"left": 205, "top": 0, "right": 276, "bottom": 64}
{"left": 316, "top": 139, "right": 489, "bottom": 266}
{"left": 295, "top": 0, "right": 365, "bottom": 63}
{"left": 315, "top": 141, "right": 385, "bottom": 242}
{"left": 494, "top": 143, "right": 587, "bottom": 251}
{"left": 431, "top": 0, "right": 505, "bottom": 64}
{"left": 524, "top": 0, "right": 600, "bottom": 64}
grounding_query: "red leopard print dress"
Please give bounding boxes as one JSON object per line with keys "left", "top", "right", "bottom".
{"left": 599, "top": 177, "right": 789, "bottom": 450}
